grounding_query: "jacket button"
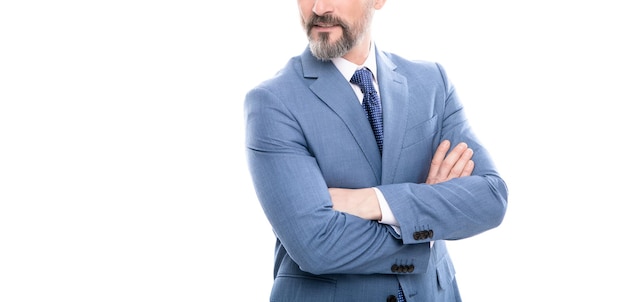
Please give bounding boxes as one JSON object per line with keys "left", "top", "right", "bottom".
{"left": 386, "top": 295, "right": 397, "bottom": 302}
{"left": 391, "top": 264, "right": 399, "bottom": 272}
{"left": 413, "top": 230, "right": 432, "bottom": 240}
{"left": 408, "top": 264, "right": 415, "bottom": 273}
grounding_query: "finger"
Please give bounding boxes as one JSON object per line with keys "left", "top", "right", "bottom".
{"left": 461, "top": 159, "right": 474, "bottom": 177}
{"left": 448, "top": 147, "right": 473, "bottom": 179}
{"left": 426, "top": 140, "right": 451, "bottom": 184}
{"left": 431, "top": 140, "right": 451, "bottom": 168}
{"left": 440, "top": 142, "right": 468, "bottom": 174}
{"left": 428, "top": 141, "right": 466, "bottom": 184}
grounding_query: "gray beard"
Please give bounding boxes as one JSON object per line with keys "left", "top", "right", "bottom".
{"left": 309, "top": 32, "right": 354, "bottom": 61}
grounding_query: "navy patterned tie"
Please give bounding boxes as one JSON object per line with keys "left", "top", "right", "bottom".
{"left": 397, "top": 284, "right": 406, "bottom": 302}
{"left": 351, "top": 68, "right": 383, "bottom": 154}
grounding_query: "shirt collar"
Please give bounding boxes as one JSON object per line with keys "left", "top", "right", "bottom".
{"left": 331, "top": 42, "right": 378, "bottom": 83}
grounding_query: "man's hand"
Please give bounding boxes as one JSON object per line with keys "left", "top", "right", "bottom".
{"left": 328, "top": 188, "right": 382, "bottom": 220}
{"left": 329, "top": 140, "right": 474, "bottom": 219}
{"left": 426, "top": 140, "right": 474, "bottom": 184}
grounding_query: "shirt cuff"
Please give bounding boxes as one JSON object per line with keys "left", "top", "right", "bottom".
{"left": 374, "top": 187, "right": 401, "bottom": 234}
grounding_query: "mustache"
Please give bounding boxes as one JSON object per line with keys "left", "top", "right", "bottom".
{"left": 306, "top": 14, "right": 348, "bottom": 31}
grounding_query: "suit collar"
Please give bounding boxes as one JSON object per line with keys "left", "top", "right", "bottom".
{"left": 300, "top": 46, "right": 409, "bottom": 184}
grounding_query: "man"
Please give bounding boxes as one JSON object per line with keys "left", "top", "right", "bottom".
{"left": 244, "top": 0, "right": 508, "bottom": 301}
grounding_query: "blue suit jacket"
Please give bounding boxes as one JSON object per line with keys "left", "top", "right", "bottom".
{"left": 244, "top": 45, "right": 508, "bottom": 302}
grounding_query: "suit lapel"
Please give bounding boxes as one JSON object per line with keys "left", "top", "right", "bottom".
{"left": 376, "top": 50, "right": 409, "bottom": 185}
{"left": 301, "top": 48, "right": 383, "bottom": 182}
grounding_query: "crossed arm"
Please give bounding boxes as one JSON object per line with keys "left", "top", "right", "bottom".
{"left": 329, "top": 140, "right": 474, "bottom": 220}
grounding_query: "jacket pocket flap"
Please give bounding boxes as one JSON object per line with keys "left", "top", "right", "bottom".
{"left": 435, "top": 252, "right": 456, "bottom": 290}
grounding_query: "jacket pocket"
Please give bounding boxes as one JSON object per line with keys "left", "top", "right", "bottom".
{"left": 270, "top": 274, "right": 336, "bottom": 302}
{"left": 402, "top": 115, "right": 439, "bottom": 149}
{"left": 435, "top": 252, "right": 456, "bottom": 291}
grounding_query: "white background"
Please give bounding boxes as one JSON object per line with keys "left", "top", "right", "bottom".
{"left": 1, "top": 1, "right": 625, "bottom": 301}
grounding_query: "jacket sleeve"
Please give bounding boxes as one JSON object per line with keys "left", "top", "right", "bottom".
{"left": 244, "top": 86, "right": 431, "bottom": 276}
{"left": 378, "top": 62, "right": 508, "bottom": 245}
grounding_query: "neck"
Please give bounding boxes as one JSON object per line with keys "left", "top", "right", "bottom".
{"left": 342, "top": 36, "right": 371, "bottom": 66}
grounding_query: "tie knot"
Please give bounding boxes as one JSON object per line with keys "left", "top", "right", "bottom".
{"left": 350, "top": 68, "right": 375, "bottom": 94}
